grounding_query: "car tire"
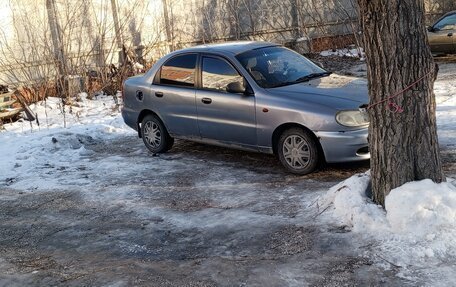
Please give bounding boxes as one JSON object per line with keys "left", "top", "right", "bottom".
{"left": 141, "top": 114, "right": 174, "bottom": 153}
{"left": 277, "top": 128, "right": 319, "bottom": 175}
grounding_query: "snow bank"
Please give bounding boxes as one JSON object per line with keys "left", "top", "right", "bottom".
{"left": 319, "top": 173, "right": 456, "bottom": 282}
{"left": 386, "top": 179, "right": 456, "bottom": 236}
{"left": 0, "top": 93, "right": 135, "bottom": 190}
{"left": 2, "top": 93, "right": 124, "bottom": 133}
{"left": 319, "top": 172, "right": 388, "bottom": 233}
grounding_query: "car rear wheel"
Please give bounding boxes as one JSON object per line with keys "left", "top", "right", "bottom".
{"left": 277, "top": 128, "right": 319, "bottom": 175}
{"left": 141, "top": 114, "right": 174, "bottom": 153}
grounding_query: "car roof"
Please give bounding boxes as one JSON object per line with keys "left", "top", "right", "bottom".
{"left": 176, "top": 41, "right": 281, "bottom": 55}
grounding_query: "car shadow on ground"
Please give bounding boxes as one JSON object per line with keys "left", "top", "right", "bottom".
{"left": 166, "top": 139, "right": 370, "bottom": 181}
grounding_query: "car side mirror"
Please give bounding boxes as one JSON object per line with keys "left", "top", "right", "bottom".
{"left": 226, "top": 81, "right": 246, "bottom": 94}
{"left": 427, "top": 26, "right": 435, "bottom": 32}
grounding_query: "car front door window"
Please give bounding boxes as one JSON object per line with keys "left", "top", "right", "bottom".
{"left": 202, "top": 57, "right": 243, "bottom": 92}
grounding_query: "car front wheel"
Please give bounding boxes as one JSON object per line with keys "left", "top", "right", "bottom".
{"left": 277, "top": 128, "right": 319, "bottom": 175}
{"left": 141, "top": 114, "right": 174, "bottom": 153}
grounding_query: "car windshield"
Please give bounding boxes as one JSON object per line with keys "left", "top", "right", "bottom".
{"left": 236, "top": 46, "right": 329, "bottom": 88}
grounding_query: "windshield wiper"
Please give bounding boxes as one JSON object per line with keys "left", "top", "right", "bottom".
{"left": 270, "top": 72, "right": 332, "bottom": 88}
{"left": 293, "top": 72, "right": 332, "bottom": 83}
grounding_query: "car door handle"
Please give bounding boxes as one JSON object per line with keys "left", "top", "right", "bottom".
{"left": 201, "top": 97, "right": 212, "bottom": 104}
{"left": 155, "top": 91, "right": 163, "bottom": 98}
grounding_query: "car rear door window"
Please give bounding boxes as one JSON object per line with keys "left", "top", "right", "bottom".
{"left": 202, "top": 57, "right": 243, "bottom": 92}
{"left": 160, "top": 54, "right": 197, "bottom": 87}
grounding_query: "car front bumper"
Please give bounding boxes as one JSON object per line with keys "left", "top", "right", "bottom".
{"left": 315, "top": 128, "right": 369, "bottom": 163}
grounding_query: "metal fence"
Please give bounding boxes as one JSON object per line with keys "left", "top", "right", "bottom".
{"left": 0, "top": 0, "right": 454, "bottom": 87}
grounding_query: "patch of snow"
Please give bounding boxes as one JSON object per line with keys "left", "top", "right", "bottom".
{"left": 320, "top": 47, "right": 365, "bottom": 60}
{"left": 296, "top": 36, "right": 309, "bottom": 42}
{"left": 386, "top": 179, "right": 456, "bottom": 236}
{"left": 0, "top": 93, "right": 135, "bottom": 190}
{"left": 3, "top": 93, "right": 122, "bottom": 133}
{"left": 319, "top": 172, "right": 388, "bottom": 233}
{"left": 318, "top": 173, "right": 456, "bottom": 284}
{"left": 133, "top": 62, "right": 144, "bottom": 70}
{"left": 435, "top": 78, "right": 456, "bottom": 148}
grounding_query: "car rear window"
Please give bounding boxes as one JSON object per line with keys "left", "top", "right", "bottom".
{"left": 160, "top": 54, "right": 197, "bottom": 87}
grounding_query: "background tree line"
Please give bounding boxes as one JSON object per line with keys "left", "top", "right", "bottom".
{"left": 0, "top": 0, "right": 454, "bottom": 100}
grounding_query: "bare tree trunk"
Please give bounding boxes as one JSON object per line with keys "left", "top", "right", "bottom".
{"left": 110, "top": 0, "right": 125, "bottom": 64}
{"left": 46, "top": 0, "right": 69, "bottom": 128}
{"left": 358, "top": 0, "right": 445, "bottom": 207}
{"left": 110, "top": 0, "right": 122, "bottom": 49}
{"left": 291, "top": 0, "right": 301, "bottom": 39}
{"left": 46, "top": 0, "right": 67, "bottom": 80}
{"left": 162, "top": 0, "right": 174, "bottom": 52}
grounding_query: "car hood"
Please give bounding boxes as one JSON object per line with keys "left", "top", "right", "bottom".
{"left": 267, "top": 74, "right": 369, "bottom": 110}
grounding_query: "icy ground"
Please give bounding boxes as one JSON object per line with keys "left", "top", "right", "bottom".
{"left": 0, "top": 64, "right": 455, "bottom": 285}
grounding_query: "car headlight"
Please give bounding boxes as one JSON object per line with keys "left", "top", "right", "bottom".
{"left": 336, "top": 110, "right": 369, "bottom": 127}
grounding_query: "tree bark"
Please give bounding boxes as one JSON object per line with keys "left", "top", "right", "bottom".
{"left": 358, "top": 0, "right": 445, "bottom": 207}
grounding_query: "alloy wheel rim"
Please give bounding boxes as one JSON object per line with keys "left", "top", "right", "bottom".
{"left": 144, "top": 121, "right": 161, "bottom": 148}
{"left": 282, "top": 135, "right": 310, "bottom": 169}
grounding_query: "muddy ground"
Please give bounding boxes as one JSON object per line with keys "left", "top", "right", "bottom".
{"left": 0, "top": 57, "right": 454, "bottom": 287}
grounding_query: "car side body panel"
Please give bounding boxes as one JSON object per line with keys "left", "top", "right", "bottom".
{"left": 428, "top": 30, "right": 455, "bottom": 54}
{"left": 122, "top": 75, "right": 153, "bottom": 131}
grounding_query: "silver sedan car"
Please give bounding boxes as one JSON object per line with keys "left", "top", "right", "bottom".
{"left": 122, "top": 41, "right": 369, "bottom": 174}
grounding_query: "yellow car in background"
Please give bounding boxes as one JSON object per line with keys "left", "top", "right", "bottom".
{"left": 427, "top": 11, "right": 456, "bottom": 55}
